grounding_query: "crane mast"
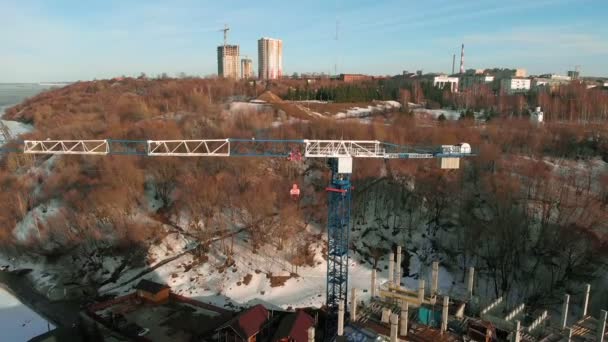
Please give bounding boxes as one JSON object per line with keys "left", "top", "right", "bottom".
{"left": 325, "top": 158, "right": 352, "bottom": 336}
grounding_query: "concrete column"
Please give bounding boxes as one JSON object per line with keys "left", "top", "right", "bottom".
{"left": 598, "top": 310, "right": 607, "bottom": 342}
{"left": 381, "top": 308, "right": 390, "bottom": 323}
{"left": 418, "top": 279, "right": 425, "bottom": 304}
{"left": 337, "top": 301, "right": 345, "bottom": 336}
{"left": 514, "top": 320, "right": 521, "bottom": 342}
{"left": 441, "top": 296, "right": 449, "bottom": 334}
{"left": 390, "top": 313, "right": 398, "bottom": 342}
{"left": 431, "top": 261, "right": 439, "bottom": 295}
{"left": 562, "top": 294, "right": 570, "bottom": 329}
{"left": 307, "top": 326, "right": 315, "bottom": 342}
{"left": 388, "top": 253, "right": 395, "bottom": 288}
{"left": 400, "top": 301, "right": 409, "bottom": 337}
{"left": 350, "top": 288, "right": 357, "bottom": 321}
{"left": 583, "top": 284, "right": 591, "bottom": 318}
{"left": 466, "top": 267, "right": 475, "bottom": 299}
{"left": 395, "top": 246, "right": 402, "bottom": 286}
{"left": 371, "top": 269, "right": 377, "bottom": 298}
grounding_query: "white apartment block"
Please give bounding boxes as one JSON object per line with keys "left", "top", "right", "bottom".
{"left": 258, "top": 37, "right": 283, "bottom": 80}
{"left": 501, "top": 78, "right": 531, "bottom": 94}
{"left": 433, "top": 75, "right": 459, "bottom": 92}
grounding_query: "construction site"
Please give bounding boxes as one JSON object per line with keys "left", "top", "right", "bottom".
{"left": 75, "top": 253, "right": 607, "bottom": 341}
{"left": 337, "top": 253, "right": 608, "bottom": 342}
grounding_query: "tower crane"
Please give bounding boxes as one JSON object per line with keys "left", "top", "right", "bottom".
{"left": 15, "top": 137, "right": 473, "bottom": 339}
{"left": 219, "top": 24, "right": 229, "bottom": 48}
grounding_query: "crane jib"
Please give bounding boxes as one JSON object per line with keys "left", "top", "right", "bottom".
{"left": 20, "top": 139, "right": 474, "bottom": 161}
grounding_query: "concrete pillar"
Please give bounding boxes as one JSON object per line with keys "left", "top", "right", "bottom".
{"left": 388, "top": 253, "right": 394, "bottom": 288}
{"left": 598, "top": 310, "right": 607, "bottom": 342}
{"left": 350, "top": 288, "right": 357, "bottom": 321}
{"left": 371, "top": 269, "right": 377, "bottom": 298}
{"left": 562, "top": 294, "right": 570, "bottom": 329}
{"left": 307, "top": 326, "right": 315, "bottom": 342}
{"left": 337, "top": 301, "right": 345, "bottom": 336}
{"left": 514, "top": 320, "right": 521, "bottom": 342}
{"left": 441, "top": 296, "right": 449, "bottom": 334}
{"left": 418, "top": 279, "right": 425, "bottom": 304}
{"left": 466, "top": 267, "right": 475, "bottom": 299}
{"left": 583, "top": 284, "right": 591, "bottom": 318}
{"left": 431, "top": 261, "right": 439, "bottom": 295}
{"left": 381, "top": 308, "right": 390, "bottom": 323}
{"left": 400, "top": 301, "right": 409, "bottom": 337}
{"left": 390, "top": 313, "right": 398, "bottom": 342}
{"left": 395, "top": 246, "right": 402, "bottom": 286}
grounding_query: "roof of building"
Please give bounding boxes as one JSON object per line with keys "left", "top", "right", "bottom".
{"left": 219, "top": 304, "right": 269, "bottom": 338}
{"left": 134, "top": 279, "right": 170, "bottom": 294}
{"left": 272, "top": 310, "right": 315, "bottom": 342}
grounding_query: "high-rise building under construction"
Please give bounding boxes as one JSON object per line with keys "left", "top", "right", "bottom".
{"left": 241, "top": 58, "right": 253, "bottom": 79}
{"left": 217, "top": 45, "right": 240, "bottom": 79}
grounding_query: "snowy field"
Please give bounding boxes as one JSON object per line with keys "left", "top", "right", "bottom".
{"left": 334, "top": 101, "right": 401, "bottom": 119}
{"left": 0, "top": 287, "right": 53, "bottom": 341}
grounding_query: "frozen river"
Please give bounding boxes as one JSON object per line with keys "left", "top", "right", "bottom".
{"left": 0, "top": 287, "right": 53, "bottom": 341}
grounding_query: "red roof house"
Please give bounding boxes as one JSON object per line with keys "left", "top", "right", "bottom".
{"left": 272, "top": 310, "right": 315, "bottom": 342}
{"left": 216, "top": 304, "right": 269, "bottom": 342}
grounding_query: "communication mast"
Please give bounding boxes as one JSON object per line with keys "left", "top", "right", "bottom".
{"left": 460, "top": 43, "right": 465, "bottom": 74}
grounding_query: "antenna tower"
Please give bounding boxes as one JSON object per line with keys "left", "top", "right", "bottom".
{"left": 460, "top": 43, "right": 465, "bottom": 74}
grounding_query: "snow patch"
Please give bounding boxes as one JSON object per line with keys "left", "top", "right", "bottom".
{"left": 13, "top": 199, "right": 62, "bottom": 243}
{"left": 334, "top": 101, "right": 401, "bottom": 120}
{"left": 1, "top": 120, "right": 33, "bottom": 137}
{"left": 229, "top": 102, "right": 273, "bottom": 114}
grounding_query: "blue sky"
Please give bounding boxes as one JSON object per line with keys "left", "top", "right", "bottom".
{"left": 1, "top": 0, "right": 607, "bottom": 82}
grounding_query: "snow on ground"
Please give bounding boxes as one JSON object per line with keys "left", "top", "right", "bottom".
{"left": 96, "top": 204, "right": 469, "bottom": 313}
{"left": 0, "top": 287, "right": 54, "bottom": 341}
{"left": 271, "top": 118, "right": 309, "bottom": 127}
{"left": 1, "top": 100, "right": 35, "bottom": 140}
{"left": 13, "top": 199, "right": 62, "bottom": 243}
{"left": 334, "top": 101, "right": 401, "bottom": 119}
{"left": 1, "top": 119, "right": 34, "bottom": 137}
{"left": 98, "top": 222, "right": 381, "bottom": 310}
{"left": 293, "top": 100, "right": 329, "bottom": 104}
{"left": 229, "top": 102, "right": 273, "bottom": 114}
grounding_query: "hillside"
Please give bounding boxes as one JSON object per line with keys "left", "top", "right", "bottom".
{"left": 1, "top": 78, "right": 607, "bottom": 314}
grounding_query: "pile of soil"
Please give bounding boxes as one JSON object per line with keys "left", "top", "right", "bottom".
{"left": 257, "top": 91, "right": 283, "bottom": 103}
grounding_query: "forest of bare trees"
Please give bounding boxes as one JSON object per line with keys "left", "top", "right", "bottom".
{"left": 1, "top": 77, "right": 607, "bottom": 303}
